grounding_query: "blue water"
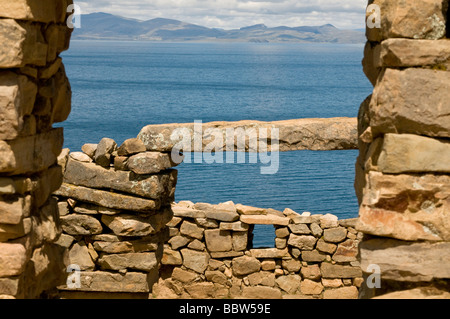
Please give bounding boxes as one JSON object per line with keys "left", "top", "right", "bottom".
{"left": 58, "top": 41, "right": 372, "bottom": 244}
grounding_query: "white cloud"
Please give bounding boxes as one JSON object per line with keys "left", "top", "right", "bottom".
{"left": 74, "top": 0, "right": 367, "bottom": 29}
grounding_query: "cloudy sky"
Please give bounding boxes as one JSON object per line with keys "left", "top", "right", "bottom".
{"left": 75, "top": 0, "right": 368, "bottom": 30}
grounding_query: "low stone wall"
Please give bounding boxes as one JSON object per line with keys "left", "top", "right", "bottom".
{"left": 153, "top": 201, "right": 363, "bottom": 299}
{"left": 0, "top": 1, "right": 73, "bottom": 299}
{"left": 356, "top": 0, "right": 450, "bottom": 298}
{"left": 53, "top": 137, "right": 179, "bottom": 298}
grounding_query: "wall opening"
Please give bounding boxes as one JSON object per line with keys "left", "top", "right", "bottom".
{"left": 249, "top": 224, "right": 276, "bottom": 248}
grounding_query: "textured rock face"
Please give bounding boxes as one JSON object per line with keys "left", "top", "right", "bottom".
{"left": 0, "top": 0, "right": 72, "bottom": 299}
{"left": 358, "top": 0, "right": 450, "bottom": 299}
{"left": 137, "top": 118, "right": 358, "bottom": 152}
{"left": 153, "top": 202, "right": 363, "bottom": 299}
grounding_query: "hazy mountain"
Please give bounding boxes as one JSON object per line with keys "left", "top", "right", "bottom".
{"left": 72, "top": 12, "right": 365, "bottom": 44}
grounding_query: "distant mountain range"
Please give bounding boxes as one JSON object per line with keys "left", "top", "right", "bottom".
{"left": 72, "top": 12, "right": 365, "bottom": 44}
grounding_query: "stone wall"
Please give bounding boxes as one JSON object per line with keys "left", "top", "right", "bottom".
{"left": 355, "top": 0, "right": 450, "bottom": 298}
{"left": 0, "top": 0, "right": 73, "bottom": 299}
{"left": 53, "top": 138, "right": 179, "bottom": 298}
{"left": 153, "top": 201, "right": 363, "bottom": 299}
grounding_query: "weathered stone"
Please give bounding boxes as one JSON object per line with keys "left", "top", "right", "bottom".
{"left": 250, "top": 248, "right": 289, "bottom": 259}
{"left": 309, "top": 223, "right": 323, "bottom": 237}
{"left": 169, "top": 235, "right": 191, "bottom": 250}
{"left": 98, "top": 252, "right": 158, "bottom": 272}
{"left": 0, "top": 195, "right": 31, "bottom": 225}
{"left": 369, "top": 68, "right": 450, "bottom": 138}
{"left": 73, "top": 202, "right": 120, "bottom": 216}
{"left": 94, "top": 138, "right": 116, "bottom": 167}
{"left": 137, "top": 118, "right": 358, "bottom": 152}
{"left": 333, "top": 239, "right": 359, "bottom": 262}
{"left": 50, "top": 64, "right": 72, "bottom": 124}
{"left": 375, "top": 134, "right": 450, "bottom": 173}
{"left": 320, "top": 263, "right": 362, "bottom": 279}
{"left": 357, "top": 172, "right": 450, "bottom": 241}
{"left": 195, "top": 218, "right": 219, "bottom": 228}
{"left": 185, "top": 282, "right": 216, "bottom": 299}
{"left": 275, "top": 227, "right": 290, "bottom": 238}
{"left": 322, "top": 278, "right": 343, "bottom": 288}
{"left": 102, "top": 209, "right": 172, "bottom": 237}
{"left": 288, "top": 224, "right": 311, "bottom": 235}
{"left": 241, "top": 286, "right": 282, "bottom": 299}
{"left": 210, "top": 251, "right": 244, "bottom": 258}
{"left": 367, "top": 0, "right": 448, "bottom": 41}
{"left": 220, "top": 221, "right": 249, "bottom": 231}
{"left": 54, "top": 183, "right": 161, "bottom": 212}
{"left": 59, "top": 271, "right": 149, "bottom": 293}
{"left": 301, "top": 264, "right": 321, "bottom": 281}
{"left": 63, "top": 158, "right": 177, "bottom": 200}
{"left": 362, "top": 41, "right": 382, "bottom": 86}
{"left": 300, "top": 279, "right": 324, "bottom": 295}
{"left": 276, "top": 275, "right": 301, "bottom": 294}
{"left": 117, "top": 138, "right": 146, "bottom": 156}
{"left": 0, "top": 128, "right": 63, "bottom": 175}
{"left": 181, "top": 248, "right": 210, "bottom": 274}
{"left": 323, "top": 286, "right": 358, "bottom": 299}
{"left": 171, "top": 204, "right": 205, "bottom": 218}
{"left": 282, "top": 259, "right": 301, "bottom": 273}
{"left": 68, "top": 242, "right": 95, "bottom": 271}
{"left": 359, "top": 239, "right": 450, "bottom": 282}
{"left": 0, "top": 71, "right": 37, "bottom": 140}
{"left": 380, "top": 39, "right": 450, "bottom": 68}
{"left": 69, "top": 152, "right": 92, "bottom": 163}
{"left": 172, "top": 267, "right": 199, "bottom": 283}
{"left": 0, "top": 242, "right": 27, "bottom": 277}
{"left": 180, "top": 220, "right": 204, "bottom": 240}
{"left": 0, "top": 218, "right": 31, "bottom": 241}
{"left": 240, "top": 215, "right": 289, "bottom": 226}
{"left": 302, "top": 250, "right": 327, "bottom": 262}
{"left": 127, "top": 152, "right": 178, "bottom": 175}
{"left": 275, "top": 237, "right": 287, "bottom": 249}
{"left": 0, "top": 20, "right": 47, "bottom": 68}
{"left": 81, "top": 143, "right": 97, "bottom": 158}
{"left": 323, "top": 227, "right": 347, "bottom": 243}
{"left": 60, "top": 214, "right": 102, "bottom": 236}
{"left": 193, "top": 203, "right": 239, "bottom": 222}
{"left": 204, "top": 229, "right": 232, "bottom": 252}
{"left": 232, "top": 231, "right": 248, "bottom": 251}
{"left": 188, "top": 239, "right": 205, "bottom": 251}
{"left": 0, "top": 0, "right": 71, "bottom": 23}
{"left": 373, "top": 287, "right": 450, "bottom": 299}
{"left": 235, "top": 204, "right": 267, "bottom": 215}
{"left": 232, "top": 256, "right": 261, "bottom": 276}
{"left": 287, "top": 235, "right": 317, "bottom": 251}
{"left": 320, "top": 214, "right": 339, "bottom": 229}
{"left": 205, "top": 270, "right": 229, "bottom": 286}
{"left": 261, "top": 260, "right": 276, "bottom": 271}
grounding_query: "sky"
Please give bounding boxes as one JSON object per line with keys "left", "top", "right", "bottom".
{"left": 74, "top": 0, "right": 368, "bottom": 30}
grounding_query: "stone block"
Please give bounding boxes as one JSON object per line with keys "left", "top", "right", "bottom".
{"left": 275, "top": 275, "right": 301, "bottom": 294}
{"left": 232, "top": 255, "right": 261, "bottom": 276}
{"left": 323, "top": 227, "right": 347, "bottom": 243}
{"left": 240, "top": 214, "right": 289, "bottom": 226}
{"left": 0, "top": 71, "right": 37, "bottom": 140}
{"left": 369, "top": 68, "right": 450, "bottom": 138}
{"left": 127, "top": 152, "right": 179, "bottom": 175}
{"left": 54, "top": 183, "right": 161, "bottom": 212}
{"left": 94, "top": 138, "right": 116, "bottom": 167}
{"left": 323, "top": 286, "right": 358, "bottom": 299}
{"left": 250, "top": 248, "right": 289, "bottom": 259}
{"left": 204, "top": 229, "right": 232, "bottom": 252}
{"left": 241, "top": 286, "right": 282, "bottom": 299}
{"left": 357, "top": 172, "right": 450, "bottom": 241}
{"left": 320, "top": 263, "right": 362, "bottom": 279}
{"left": 359, "top": 239, "right": 450, "bottom": 282}
{"left": 98, "top": 252, "right": 158, "bottom": 272}
{"left": 300, "top": 279, "right": 323, "bottom": 295}
{"left": 366, "top": 0, "right": 447, "bottom": 41}
{"left": 180, "top": 248, "right": 210, "bottom": 274}
{"left": 0, "top": 19, "right": 47, "bottom": 68}
{"left": 61, "top": 214, "right": 102, "bottom": 236}
{"left": 0, "top": 242, "right": 28, "bottom": 277}
{"left": 68, "top": 242, "right": 95, "bottom": 271}
{"left": 180, "top": 220, "right": 204, "bottom": 240}
{"left": 0, "top": 0, "right": 72, "bottom": 23}
{"left": 287, "top": 234, "right": 317, "bottom": 250}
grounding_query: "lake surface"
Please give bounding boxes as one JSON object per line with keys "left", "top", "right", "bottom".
{"left": 59, "top": 41, "right": 372, "bottom": 246}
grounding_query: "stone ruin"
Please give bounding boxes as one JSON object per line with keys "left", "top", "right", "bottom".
{"left": 1, "top": 0, "right": 449, "bottom": 299}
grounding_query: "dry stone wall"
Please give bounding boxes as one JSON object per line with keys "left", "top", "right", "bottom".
{"left": 356, "top": 0, "right": 450, "bottom": 298}
{"left": 54, "top": 138, "right": 179, "bottom": 298}
{"left": 153, "top": 201, "right": 363, "bottom": 299}
{"left": 0, "top": 0, "right": 73, "bottom": 299}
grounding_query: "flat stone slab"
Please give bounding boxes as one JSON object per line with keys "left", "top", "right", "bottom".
{"left": 240, "top": 214, "right": 289, "bottom": 226}
{"left": 64, "top": 158, "right": 177, "bottom": 200}
{"left": 54, "top": 183, "right": 161, "bottom": 212}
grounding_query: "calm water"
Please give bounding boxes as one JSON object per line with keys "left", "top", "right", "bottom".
{"left": 59, "top": 41, "right": 372, "bottom": 246}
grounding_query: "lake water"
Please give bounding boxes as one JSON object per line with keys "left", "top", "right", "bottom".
{"left": 59, "top": 41, "right": 372, "bottom": 246}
